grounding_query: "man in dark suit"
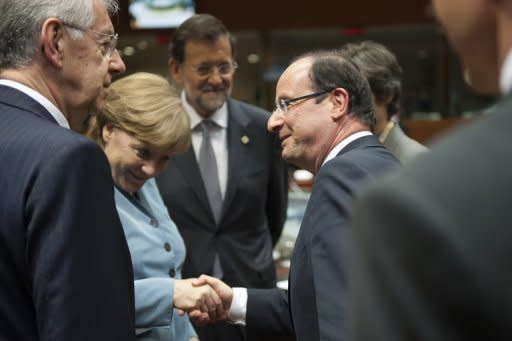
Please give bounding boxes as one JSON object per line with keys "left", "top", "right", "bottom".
{"left": 191, "top": 50, "right": 398, "bottom": 341}
{"left": 157, "top": 14, "right": 287, "bottom": 341}
{"left": 348, "top": 1, "right": 512, "bottom": 340}
{"left": 0, "top": 0, "right": 136, "bottom": 340}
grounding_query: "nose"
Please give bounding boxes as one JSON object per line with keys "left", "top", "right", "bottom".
{"left": 267, "top": 110, "right": 284, "bottom": 133}
{"left": 109, "top": 49, "right": 126, "bottom": 75}
{"left": 141, "top": 160, "right": 165, "bottom": 178}
{"left": 141, "top": 162, "right": 158, "bottom": 178}
{"left": 207, "top": 68, "right": 224, "bottom": 85}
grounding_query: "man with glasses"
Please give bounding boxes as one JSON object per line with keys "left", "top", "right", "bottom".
{"left": 190, "top": 51, "right": 398, "bottom": 341}
{"left": 157, "top": 14, "right": 287, "bottom": 341}
{"left": 0, "top": 0, "right": 135, "bottom": 340}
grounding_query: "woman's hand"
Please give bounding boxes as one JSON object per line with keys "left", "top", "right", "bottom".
{"left": 174, "top": 278, "right": 224, "bottom": 321}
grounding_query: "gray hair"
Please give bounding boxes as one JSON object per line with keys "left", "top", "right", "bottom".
{"left": 0, "top": 0, "right": 119, "bottom": 69}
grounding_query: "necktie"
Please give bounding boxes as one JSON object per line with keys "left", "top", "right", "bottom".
{"left": 198, "top": 120, "right": 223, "bottom": 223}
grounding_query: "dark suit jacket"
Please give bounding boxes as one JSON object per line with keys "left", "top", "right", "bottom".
{"left": 349, "top": 96, "right": 512, "bottom": 340}
{"left": 0, "top": 85, "right": 136, "bottom": 340}
{"left": 157, "top": 99, "right": 287, "bottom": 288}
{"left": 247, "top": 135, "right": 399, "bottom": 341}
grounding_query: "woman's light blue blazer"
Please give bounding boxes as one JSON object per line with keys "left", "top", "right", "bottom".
{"left": 115, "top": 178, "right": 197, "bottom": 340}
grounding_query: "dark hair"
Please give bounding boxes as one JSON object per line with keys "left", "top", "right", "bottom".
{"left": 293, "top": 50, "right": 375, "bottom": 130}
{"left": 337, "top": 41, "right": 402, "bottom": 119}
{"left": 168, "top": 14, "right": 236, "bottom": 63}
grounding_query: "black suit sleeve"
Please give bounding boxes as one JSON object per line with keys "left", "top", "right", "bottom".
{"left": 246, "top": 288, "right": 295, "bottom": 341}
{"left": 26, "top": 141, "right": 135, "bottom": 340}
{"left": 266, "top": 133, "right": 288, "bottom": 246}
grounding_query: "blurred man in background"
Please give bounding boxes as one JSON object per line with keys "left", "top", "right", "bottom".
{"left": 339, "top": 40, "right": 428, "bottom": 164}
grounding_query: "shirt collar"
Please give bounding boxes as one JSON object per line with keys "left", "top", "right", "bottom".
{"left": 500, "top": 48, "right": 512, "bottom": 95}
{"left": 180, "top": 90, "right": 228, "bottom": 130}
{"left": 322, "top": 131, "right": 372, "bottom": 167}
{"left": 0, "top": 79, "right": 70, "bottom": 128}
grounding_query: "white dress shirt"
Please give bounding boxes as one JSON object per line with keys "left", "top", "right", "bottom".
{"left": 0, "top": 79, "right": 70, "bottom": 128}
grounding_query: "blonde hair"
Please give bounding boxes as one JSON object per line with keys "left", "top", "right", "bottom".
{"left": 89, "top": 72, "right": 190, "bottom": 155}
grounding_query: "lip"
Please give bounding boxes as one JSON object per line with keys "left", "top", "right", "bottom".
{"left": 127, "top": 171, "right": 146, "bottom": 187}
{"left": 280, "top": 134, "right": 291, "bottom": 146}
{"left": 202, "top": 87, "right": 224, "bottom": 93}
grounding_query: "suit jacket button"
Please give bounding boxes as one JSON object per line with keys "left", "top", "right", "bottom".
{"left": 150, "top": 218, "right": 159, "bottom": 228}
{"left": 168, "top": 268, "right": 176, "bottom": 277}
{"left": 164, "top": 242, "right": 171, "bottom": 252}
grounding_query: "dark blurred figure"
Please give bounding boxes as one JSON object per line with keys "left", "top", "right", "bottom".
{"left": 349, "top": 1, "right": 512, "bottom": 340}
{"left": 0, "top": 0, "right": 135, "bottom": 340}
{"left": 339, "top": 40, "right": 428, "bottom": 164}
{"left": 157, "top": 14, "right": 288, "bottom": 341}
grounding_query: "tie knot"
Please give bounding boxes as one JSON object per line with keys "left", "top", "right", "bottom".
{"left": 202, "top": 119, "right": 216, "bottom": 128}
{"left": 199, "top": 119, "right": 218, "bottom": 136}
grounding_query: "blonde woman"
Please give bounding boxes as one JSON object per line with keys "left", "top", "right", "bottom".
{"left": 88, "top": 72, "right": 223, "bottom": 340}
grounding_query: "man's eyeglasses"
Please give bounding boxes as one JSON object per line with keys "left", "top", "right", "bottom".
{"left": 62, "top": 22, "right": 118, "bottom": 58}
{"left": 275, "top": 89, "right": 335, "bottom": 114}
{"left": 191, "top": 62, "right": 238, "bottom": 78}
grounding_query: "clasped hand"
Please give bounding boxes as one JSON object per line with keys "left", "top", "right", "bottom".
{"left": 174, "top": 275, "right": 233, "bottom": 325}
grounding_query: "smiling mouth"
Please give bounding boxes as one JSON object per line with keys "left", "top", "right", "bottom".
{"left": 128, "top": 171, "right": 146, "bottom": 184}
{"left": 280, "top": 135, "right": 291, "bottom": 145}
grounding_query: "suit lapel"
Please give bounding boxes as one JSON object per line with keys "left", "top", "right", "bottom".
{"left": 172, "top": 147, "right": 214, "bottom": 219}
{"left": 222, "top": 100, "right": 251, "bottom": 217}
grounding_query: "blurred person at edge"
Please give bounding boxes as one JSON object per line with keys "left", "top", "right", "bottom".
{"left": 348, "top": 0, "right": 512, "bottom": 340}
{"left": 0, "top": 0, "right": 136, "bottom": 340}
{"left": 338, "top": 40, "right": 428, "bottom": 164}
{"left": 87, "top": 72, "right": 227, "bottom": 341}
{"left": 157, "top": 13, "right": 288, "bottom": 341}
{"left": 189, "top": 50, "right": 398, "bottom": 341}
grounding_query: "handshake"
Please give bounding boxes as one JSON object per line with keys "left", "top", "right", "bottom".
{"left": 174, "top": 275, "right": 234, "bottom": 325}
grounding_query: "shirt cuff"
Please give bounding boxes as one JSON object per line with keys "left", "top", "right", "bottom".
{"left": 228, "top": 287, "right": 247, "bottom": 325}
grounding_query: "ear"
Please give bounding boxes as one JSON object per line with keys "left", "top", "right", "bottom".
{"left": 329, "top": 88, "right": 350, "bottom": 120}
{"left": 102, "top": 123, "right": 115, "bottom": 144}
{"left": 168, "top": 58, "right": 184, "bottom": 85}
{"left": 40, "top": 19, "right": 66, "bottom": 68}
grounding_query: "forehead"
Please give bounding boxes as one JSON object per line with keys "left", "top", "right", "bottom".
{"left": 276, "top": 57, "right": 313, "bottom": 97}
{"left": 183, "top": 36, "right": 232, "bottom": 64}
{"left": 91, "top": 0, "right": 114, "bottom": 32}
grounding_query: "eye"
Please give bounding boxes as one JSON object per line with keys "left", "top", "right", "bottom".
{"left": 98, "top": 41, "right": 111, "bottom": 55}
{"left": 134, "top": 147, "right": 150, "bottom": 160}
{"left": 196, "top": 65, "right": 211, "bottom": 76}
{"left": 218, "top": 63, "right": 231, "bottom": 74}
{"left": 278, "top": 99, "right": 289, "bottom": 113}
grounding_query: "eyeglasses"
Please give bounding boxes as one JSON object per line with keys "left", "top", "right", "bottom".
{"left": 61, "top": 22, "right": 118, "bottom": 58}
{"left": 275, "top": 89, "right": 334, "bottom": 114}
{"left": 191, "top": 62, "right": 238, "bottom": 78}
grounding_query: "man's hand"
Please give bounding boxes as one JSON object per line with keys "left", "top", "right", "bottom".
{"left": 174, "top": 278, "right": 224, "bottom": 321}
{"left": 187, "top": 275, "right": 233, "bottom": 325}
